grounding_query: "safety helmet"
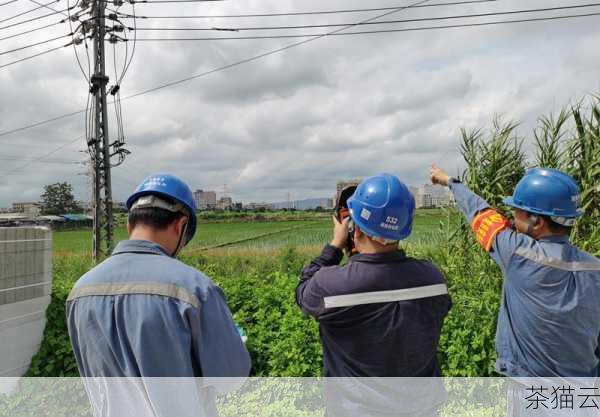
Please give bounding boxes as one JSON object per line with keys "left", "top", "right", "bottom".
{"left": 347, "top": 173, "right": 415, "bottom": 241}
{"left": 126, "top": 173, "right": 198, "bottom": 244}
{"left": 503, "top": 168, "right": 583, "bottom": 226}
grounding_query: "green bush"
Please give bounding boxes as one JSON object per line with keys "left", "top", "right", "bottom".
{"left": 26, "top": 242, "right": 503, "bottom": 378}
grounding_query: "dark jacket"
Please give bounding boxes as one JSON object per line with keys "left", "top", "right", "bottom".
{"left": 296, "top": 244, "right": 452, "bottom": 377}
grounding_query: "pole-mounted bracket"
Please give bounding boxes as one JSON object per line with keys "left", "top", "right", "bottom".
{"left": 89, "top": 74, "right": 109, "bottom": 93}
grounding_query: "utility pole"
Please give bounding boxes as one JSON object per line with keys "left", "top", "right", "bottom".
{"left": 89, "top": 0, "right": 113, "bottom": 260}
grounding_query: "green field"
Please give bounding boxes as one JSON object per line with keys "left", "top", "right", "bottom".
{"left": 53, "top": 208, "right": 454, "bottom": 254}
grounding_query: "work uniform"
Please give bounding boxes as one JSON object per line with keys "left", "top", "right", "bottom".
{"left": 449, "top": 181, "right": 600, "bottom": 378}
{"left": 67, "top": 239, "right": 250, "bottom": 416}
{"left": 296, "top": 244, "right": 452, "bottom": 377}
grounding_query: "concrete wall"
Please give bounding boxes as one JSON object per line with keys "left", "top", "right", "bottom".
{"left": 0, "top": 227, "right": 52, "bottom": 378}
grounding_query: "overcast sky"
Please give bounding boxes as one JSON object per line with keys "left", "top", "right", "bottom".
{"left": 0, "top": 0, "right": 599, "bottom": 206}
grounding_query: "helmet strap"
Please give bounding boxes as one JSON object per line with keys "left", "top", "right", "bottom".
{"left": 171, "top": 219, "right": 189, "bottom": 258}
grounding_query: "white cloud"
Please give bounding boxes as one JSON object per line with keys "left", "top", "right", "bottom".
{"left": 0, "top": 0, "right": 599, "bottom": 205}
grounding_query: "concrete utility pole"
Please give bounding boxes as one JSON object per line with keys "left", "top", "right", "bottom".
{"left": 89, "top": 0, "right": 114, "bottom": 260}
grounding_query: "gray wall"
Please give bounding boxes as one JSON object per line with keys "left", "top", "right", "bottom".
{"left": 0, "top": 227, "right": 52, "bottom": 377}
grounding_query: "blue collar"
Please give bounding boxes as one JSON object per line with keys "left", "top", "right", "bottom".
{"left": 112, "top": 240, "right": 171, "bottom": 257}
{"left": 538, "top": 235, "right": 570, "bottom": 244}
{"left": 349, "top": 249, "right": 407, "bottom": 264}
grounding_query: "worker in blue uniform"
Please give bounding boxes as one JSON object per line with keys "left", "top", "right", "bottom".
{"left": 430, "top": 165, "right": 600, "bottom": 379}
{"left": 297, "top": 174, "right": 451, "bottom": 416}
{"left": 66, "top": 173, "right": 250, "bottom": 417}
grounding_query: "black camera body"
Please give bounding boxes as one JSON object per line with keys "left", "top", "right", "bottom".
{"left": 334, "top": 185, "right": 358, "bottom": 256}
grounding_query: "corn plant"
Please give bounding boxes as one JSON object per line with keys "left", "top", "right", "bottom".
{"left": 567, "top": 98, "right": 600, "bottom": 255}
{"left": 533, "top": 109, "right": 570, "bottom": 170}
{"left": 460, "top": 118, "right": 526, "bottom": 209}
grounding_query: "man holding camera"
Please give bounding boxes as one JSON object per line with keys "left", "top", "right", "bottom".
{"left": 296, "top": 173, "right": 452, "bottom": 378}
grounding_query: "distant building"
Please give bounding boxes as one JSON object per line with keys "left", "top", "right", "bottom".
{"left": 12, "top": 202, "right": 41, "bottom": 217}
{"left": 0, "top": 213, "right": 29, "bottom": 224}
{"left": 113, "top": 202, "right": 127, "bottom": 212}
{"left": 411, "top": 184, "right": 454, "bottom": 208}
{"left": 271, "top": 198, "right": 334, "bottom": 210}
{"left": 193, "top": 189, "right": 217, "bottom": 210}
{"left": 217, "top": 196, "right": 233, "bottom": 210}
{"left": 79, "top": 201, "right": 93, "bottom": 214}
{"left": 245, "top": 202, "right": 272, "bottom": 211}
{"left": 335, "top": 179, "right": 362, "bottom": 205}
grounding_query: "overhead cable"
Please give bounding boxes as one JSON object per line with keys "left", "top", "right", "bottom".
{"left": 119, "top": 0, "right": 498, "bottom": 18}
{"left": 132, "top": 3, "right": 600, "bottom": 32}
{"left": 0, "top": 7, "right": 73, "bottom": 32}
{"left": 0, "top": 44, "right": 67, "bottom": 69}
{"left": 0, "top": 136, "right": 83, "bottom": 179}
{"left": 131, "top": 12, "right": 600, "bottom": 41}
{"left": 0, "top": 33, "right": 71, "bottom": 56}
{"left": 0, "top": 20, "right": 62, "bottom": 42}
{"left": 0, "top": 0, "right": 61, "bottom": 24}
{"left": 0, "top": 0, "right": 440, "bottom": 138}
{"left": 0, "top": 0, "right": 19, "bottom": 7}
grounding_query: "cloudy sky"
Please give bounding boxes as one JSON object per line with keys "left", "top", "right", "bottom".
{"left": 0, "top": 0, "right": 599, "bottom": 206}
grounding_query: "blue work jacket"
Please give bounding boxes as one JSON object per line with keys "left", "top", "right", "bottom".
{"left": 66, "top": 239, "right": 251, "bottom": 378}
{"left": 450, "top": 181, "right": 600, "bottom": 377}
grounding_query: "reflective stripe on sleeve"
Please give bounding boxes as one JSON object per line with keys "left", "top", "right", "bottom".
{"left": 67, "top": 282, "right": 200, "bottom": 308}
{"left": 515, "top": 247, "right": 600, "bottom": 272}
{"left": 323, "top": 284, "right": 448, "bottom": 309}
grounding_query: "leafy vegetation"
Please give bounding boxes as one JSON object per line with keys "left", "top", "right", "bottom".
{"left": 40, "top": 182, "right": 82, "bottom": 215}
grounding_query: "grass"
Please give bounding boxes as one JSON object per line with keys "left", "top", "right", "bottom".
{"left": 53, "top": 208, "right": 455, "bottom": 255}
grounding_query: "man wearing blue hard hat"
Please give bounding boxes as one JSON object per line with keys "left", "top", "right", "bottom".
{"left": 296, "top": 173, "right": 452, "bottom": 380}
{"left": 66, "top": 174, "right": 250, "bottom": 416}
{"left": 430, "top": 164, "right": 600, "bottom": 379}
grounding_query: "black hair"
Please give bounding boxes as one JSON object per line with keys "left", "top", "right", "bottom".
{"left": 128, "top": 207, "right": 184, "bottom": 231}
{"left": 540, "top": 215, "right": 572, "bottom": 235}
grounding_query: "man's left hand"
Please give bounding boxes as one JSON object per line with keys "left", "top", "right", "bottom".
{"left": 331, "top": 216, "right": 350, "bottom": 250}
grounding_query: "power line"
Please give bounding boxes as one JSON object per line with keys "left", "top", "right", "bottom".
{"left": 0, "top": 43, "right": 67, "bottom": 69}
{"left": 132, "top": 3, "right": 600, "bottom": 32}
{"left": 0, "top": 33, "right": 70, "bottom": 56}
{"left": 0, "top": 7, "right": 71, "bottom": 31}
{"left": 0, "top": 156, "right": 81, "bottom": 163}
{"left": 121, "top": 0, "right": 498, "bottom": 18}
{"left": 0, "top": 136, "right": 83, "bottom": 179}
{"left": 0, "top": 0, "right": 61, "bottom": 24}
{"left": 67, "top": 0, "right": 91, "bottom": 81}
{"left": 131, "top": 12, "right": 600, "bottom": 42}
{"left": 28, "top": 0, "right": 68, "bottom": 17}
{"left": 0, "top": 20, "right": 63, "bottom": 43}
{"left": 118, "top": 0, "right": 436, "bottom": 99}
{"left": 0, "top": 0, "right": 18, "bottom": 7}
{"left": 0, "top": 0, "right": 434, "bottom": 139}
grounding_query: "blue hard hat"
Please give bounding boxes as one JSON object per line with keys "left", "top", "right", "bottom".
{"left": 347, "top": 173, "right": 415, "bottom": 241}
{"left": 126, "top": 173, "right": 198, "bottom": 243}
{"left": 503, "top": 168, "right": 583, "bottom": 218}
